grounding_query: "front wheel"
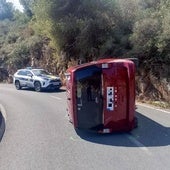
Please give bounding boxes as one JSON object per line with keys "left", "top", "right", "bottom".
{"left": 34, "top": 81, "right": 41, "bottom": 92}
{"left": 15, "top": 81, "right": 21, "bottom": 90}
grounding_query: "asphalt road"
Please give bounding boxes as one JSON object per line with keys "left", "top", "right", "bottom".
{"left": 0, "top": 84, "right": 170, "bottom": 170}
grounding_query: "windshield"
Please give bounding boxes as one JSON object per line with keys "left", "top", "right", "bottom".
{"left": 32, "top": 69, "right": 50, "bottom": 76}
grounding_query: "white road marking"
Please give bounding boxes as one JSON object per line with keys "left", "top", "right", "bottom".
{"left": 137, "top": 103, "right": 170, "bottom": 114}
{"left": 50, "top": 95, "right": 62, "bottom": 100}
{"left": 69, "top": 136, "right": 82, "bottom": 142}
{"left": 0, "top": 104, "right": 7, "bottom": 122}
{"left": 126, "top": 134, "right": 152, "bottom": 155}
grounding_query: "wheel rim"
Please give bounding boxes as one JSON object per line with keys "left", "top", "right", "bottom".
{"left": 15, "top": 81, "right": 20, "bottom": 89}
{"left": 34, "top": 82, "right": 41, "bottom": 92}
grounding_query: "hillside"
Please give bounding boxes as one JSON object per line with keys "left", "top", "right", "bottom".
{"left": 0, "top": 0, "right": 169, "bottom": 107}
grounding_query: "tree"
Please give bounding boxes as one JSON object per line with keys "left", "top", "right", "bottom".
{"left": 130, "top": 0, "right": 170, "bottom": 63}
{"left": 156, "top": 0, "right": 170, "bottom": 62}
{"left": 7, "top": 42, "right": 30, "bottom": 69}
{"left": 32, "top": 0, "right": 119, "bottom": 62}
{"left": 19, "top": 0, "right": 34, "bottom": 17}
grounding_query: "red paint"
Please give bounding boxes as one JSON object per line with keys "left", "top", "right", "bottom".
{"left": 66, "top": 58, "right": 136, "bottom": 133}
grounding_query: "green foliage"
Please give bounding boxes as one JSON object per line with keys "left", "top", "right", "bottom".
{"left": 7, "top": 42, "right": 30, "bottom": 68}
{"left": 32, "top": 0, "right": 119, "bottom": 60}
{"left": 6, "top": 32, "right": 19, "bottom": 44}
{"left": 0, "top": 10, "right": 37, "bottom": 71}
{"left": 130, "top": 0, "right": 170, "bottom": 63}
{"left": 156, "top": 0, "right": 170, "bottom": 57}
{"left": 13, "top": 10, "right": 30, "bottom": 24}
{"left": 130, "top": 17, "right": 160, "bottom": 54}
{"left": 0, "top": 0, "right": 169, "bottom": 102}
{"left": 0, "top": 0, "right": 170, "bottom": 72}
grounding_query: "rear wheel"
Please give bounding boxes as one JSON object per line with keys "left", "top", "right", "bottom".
{"left": 34, "top": 81, "right": 41, "bottom": 92}
{"left": 15, "top": 81, "right": 21, "bottom": 90}
{"left": 54, "top": 87, "right": 60, "bottom": 91}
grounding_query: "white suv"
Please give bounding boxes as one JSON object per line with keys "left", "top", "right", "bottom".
{"left": 13, "top": 68, "right": 62, "bottom": 92}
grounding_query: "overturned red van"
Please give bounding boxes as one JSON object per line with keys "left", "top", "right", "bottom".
{"left": 65, "top": 58, "right": 137, "bottom": 133}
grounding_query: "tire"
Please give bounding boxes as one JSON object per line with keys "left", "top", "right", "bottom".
{"left": 54, "top": 87, "right": 59, "bottom": 91}
{"left": 34, "top": 81, "right": 41, "bottom": 92}
{"left": 15, "top": 81, "right": 21, "bottom": 90}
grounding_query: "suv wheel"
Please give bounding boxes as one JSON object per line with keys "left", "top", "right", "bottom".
{"left": 34, "top": 81, "right": 41, "bottom": 92}
{"left": 15, "top": 81, "right": 21, "bottom": 90}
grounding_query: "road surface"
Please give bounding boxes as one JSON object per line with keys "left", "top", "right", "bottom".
{"left": 0, "top": 84, "right": 170, "bottom": 170}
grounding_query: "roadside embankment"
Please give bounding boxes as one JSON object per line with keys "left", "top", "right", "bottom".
{"left": 0, "top": 104, "right": 6, "bottom": 141}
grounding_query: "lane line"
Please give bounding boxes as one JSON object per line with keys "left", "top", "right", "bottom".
{"left": 126, "top": 134, "right": 152, "bottom": 155}
{"left": 137, "top": 103, "right": 170, "bottom": 114}
{"left": 50, "top": 95, "right": 62, "bottom": 100}
{"left": 0, "top": 104, "right": 7, "bottom": 122}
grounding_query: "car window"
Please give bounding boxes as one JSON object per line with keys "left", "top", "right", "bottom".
{"left": 32, "top": 70, "right": 50, "bottom": 76}
{"left": 26, "top": 71, "right": 32, "bottom": 76}
{"left": 17, "top": 70, "right": 27, "bottom": 76}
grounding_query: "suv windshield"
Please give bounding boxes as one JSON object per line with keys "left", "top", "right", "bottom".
{"left": 32, "top": 69, "right": 50, "bottom": 76}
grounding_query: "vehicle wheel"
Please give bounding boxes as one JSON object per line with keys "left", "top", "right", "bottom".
{"left": 15, "top": 81, "right": 21, "bottom": 90}
{"left": 54, "top": 87, "right": 59, "bottom": 91}
{"left": 34, "top": 81, "right": 41, "bottom": 92}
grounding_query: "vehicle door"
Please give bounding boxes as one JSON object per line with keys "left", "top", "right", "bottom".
{"left": 75, "top": 66, "right": 103, "bottom": 130}
{"left": 103, "top": 65, "right": 129, "bottom": 128}
{"left": 25, "top": 70, "right": 34, "bottom": 87}
{"left": 17, "top": 70, "right": 28, "bottom": 86}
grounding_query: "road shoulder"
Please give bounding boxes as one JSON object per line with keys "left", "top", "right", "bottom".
{"left": 137, "top": 102, "right": 170, "bottom": 114}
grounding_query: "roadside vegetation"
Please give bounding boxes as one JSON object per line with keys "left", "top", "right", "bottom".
{"left": 0, "top": 0, "right": 169, "bottom": 107}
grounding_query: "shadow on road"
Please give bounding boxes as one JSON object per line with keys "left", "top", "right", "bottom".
{"left": 20, "top": 87, "right": 66, "bottom": 93}
{"left": 41, "top": 88, "right": 66, "bottom": 93}
{"left": 76, "top": 112, "right": 170, "bottom": 147}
